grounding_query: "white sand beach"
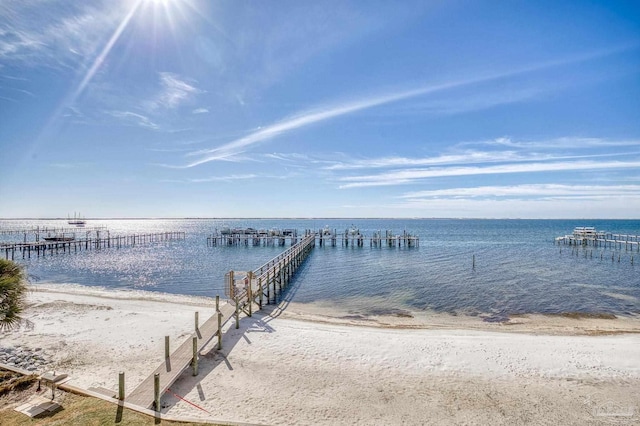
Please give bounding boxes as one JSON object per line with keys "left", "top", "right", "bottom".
{"left": 2, "top": 285, "right": 639, "bottom": 425}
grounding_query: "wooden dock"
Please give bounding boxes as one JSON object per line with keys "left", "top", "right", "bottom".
{"left": 317, "top": 228, "right": 419, "bottom": 247}
{"left": 126, "top": 302, "right": 236, "bottom": 409}
{"left": 1, "top": 232, "right": 186, "bottom": 260}
{"left": 0, "top": 225, "right": 108, "bottom": 237}
{"left": 208, "top": 227, "right": 419, "bottom": 248}
{"left": 555, "top": 227, "right": 640, "bottom": 252}
{"left": 125, "top": 232, "right": 316, "bottom": 410}
{"left": 207, "top": 227, "right": 300, "bottom": 247}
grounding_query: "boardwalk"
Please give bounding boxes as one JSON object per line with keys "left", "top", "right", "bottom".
{"left": 126, "top": 233, "right": 317, "bottom": 410}
{"left": 126, "top": 303, "right": 236, "bottom": 409}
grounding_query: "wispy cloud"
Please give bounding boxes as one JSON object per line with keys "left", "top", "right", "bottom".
{"left": 401, "top": 184, "right": 640, "bottom": 199}
{"left": 380, "top": 86, "right": 545, "bottom": 117}
{"left": 325, "top": 151, "right": 585, "bottom": 171}
{"left": 192, "top": 107, "right": 209, "bottom": 114}
{"left": 0, "top": 2, "right": 130, "bottom": 69}
{"left": 338, "top": 159, "right": 640, "bottom": 188}
{"left": 181, "top": 45, "right": 637, "bottom": 167}
{"left": 102, "top": 72, "right": 203, "bottom": 129}
{"left": 474, "top": 136, "right": 640, "bottom": 150}
{"left": 161, "top": 173, "right": 299, "bottom": 183}
{"left": 49, "top": 162, "right": 93, "bottom": 169}
{"left": 145, "top": 72, "right": 203, "bottom": 111}
{"left": 325, "top": 142, "right": 640, "bottom": 171}
{"left": 189, "top": 174, "right": 258, "bottom": 183}
{"left": 107, "top": 110, "right": 158, "bottom": 129}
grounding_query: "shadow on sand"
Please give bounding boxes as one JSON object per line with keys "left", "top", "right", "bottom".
{"left": 159, "top": 263, "right": 309, "bottom": 412}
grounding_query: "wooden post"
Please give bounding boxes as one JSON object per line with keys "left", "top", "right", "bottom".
{"left": 195, "top": 311, "right": 199, "bottom": 332}
{"left": 258, "top": 276, "right": 263, "bottom": 309}
{"left": 154, "top": 373, "right": 160, "bottom": 411}
{"left": 472, "top": 254, "right": 475, "bottom": 269}
{"left": 247, "top": 271, "right": 253, "bottom": 317}
{"left": 192, "top": 336, "right": 198, "bottom": 376}
{"left": 228, "top": 270, "right": 235, "bottom": 299}
{"left": 235, "top": 295, "right": 240, "bottom": 329}
{"left": 216, "top": 295, "right": 220, "bottom": 312}
{"left": 266, "top": 270, "right": 271, "bottom": 304}
{"left": 217, "top": 311, "right": 222, "bottom": 350}
{"left": 164, "top": 336, "right": 170, "bottom": 359}
{"left": 118, "top": 372, "right": 125, "bottom": 400}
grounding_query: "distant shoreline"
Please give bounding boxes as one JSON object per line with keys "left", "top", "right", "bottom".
{"left": 2, "top": 217, "right": 639, "bottom": 220}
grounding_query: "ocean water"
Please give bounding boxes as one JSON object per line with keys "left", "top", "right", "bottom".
{"left": 1, "top": 219, "right": 639, "bottom": 319}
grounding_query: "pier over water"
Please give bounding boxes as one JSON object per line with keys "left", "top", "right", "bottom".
{"left": 556, "top": 227, "right": 640, "bottom": 251}
{"left": 126, "top": 227, "right": 419, "bottom": 411}
{"left": 208, "top": 227, "right": 419, "bottom": 248}
{"left": 126, "top": 233, "right": 317, "bottom": 410}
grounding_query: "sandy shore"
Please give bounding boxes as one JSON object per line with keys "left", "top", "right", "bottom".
{"left": 2, "top": 285, "right": 639, "bottom": 425}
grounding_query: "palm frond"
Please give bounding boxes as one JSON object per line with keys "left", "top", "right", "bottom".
{"left": 0, "top": 259, "right": 28, "bottom": 331}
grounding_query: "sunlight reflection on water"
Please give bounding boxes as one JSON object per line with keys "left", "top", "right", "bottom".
{"left": 2, "top": 218, "right": 639, "bottom": 317}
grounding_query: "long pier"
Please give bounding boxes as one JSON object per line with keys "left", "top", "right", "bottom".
{"left": 317, "top": 228, "right": 419, "bottom": 247}
{"left": 1, "top": 232, "right": 186, "bottom": 260}
{"left": 208, "top": 227, "right": 419, "bottom": 248}
{"left": 207, "top": 228, "right": 299, "bottom": 247}
{"left": 0, "top": 225, "right": 108, "bottom": 237}
{"left": 126, "top": 232, "right": 316, "bottom": 410}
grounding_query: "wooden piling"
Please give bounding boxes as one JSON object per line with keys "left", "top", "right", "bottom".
{"left": 192, "top": 337, "right": 198, "bottom": 376}
{"left": 247, "top": 271, "right": 253, "bottom": 317}
{"left": 217, "top": 311, "right": 223, "bottom": 350}
{"left": 164, "top": 336, "right": 170, "bottom": 359}
{"left": 118, "top": 372, "right": 125, "bottom": 401}
{"left": 153, "top": 373, "right": 160, "bottom": 411}
{"left": 235, "top": 295, "right": 240, "bottom": 329}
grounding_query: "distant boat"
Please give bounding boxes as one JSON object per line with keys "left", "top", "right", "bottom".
{"left": 68, "top": 213, "right": 86, "bottom": 226}
{"left": 43, "top": 235, "right": 75, "bottom": 242}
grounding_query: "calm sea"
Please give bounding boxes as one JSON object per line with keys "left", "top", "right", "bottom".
{"left": 2, "top": 219, "right": 639, "bottom": 320}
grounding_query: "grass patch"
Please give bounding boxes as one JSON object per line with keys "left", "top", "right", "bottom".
{"left": 1, "top": 369, "right": 222, "bottom": 425}
{"left": 0, "top": 372, "right": 38, "bottom": 397}
{"left": 1, "top": 391, "right": 223, "bottom": 425}
{"left": 1, "top": 390, "right": 222, "bottom": 425}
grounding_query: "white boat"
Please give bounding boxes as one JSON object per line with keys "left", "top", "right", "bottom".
{"left": 573, "top": 227, "right": 597, "bottom": 237}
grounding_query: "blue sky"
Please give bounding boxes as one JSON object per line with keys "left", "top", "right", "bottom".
{"left": 1, "top": 0, "right": 639, "bottom": 218}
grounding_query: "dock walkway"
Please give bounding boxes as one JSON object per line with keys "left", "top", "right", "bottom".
{"left": 1, "top": 232, "right": 185, "bottom": 260}
{"left": 125, "top": 232, "right": 317, "bottom": 410}
{"left": 126, "top": 302, "right": 236, "bottom": 409}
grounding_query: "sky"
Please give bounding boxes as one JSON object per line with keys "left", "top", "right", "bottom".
{"left": 1, "top": 0, "right": 639, "bottom": 219}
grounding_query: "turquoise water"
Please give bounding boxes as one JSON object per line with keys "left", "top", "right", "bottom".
{"left": 2, "top": 218, "right": 639, "bottom": 319}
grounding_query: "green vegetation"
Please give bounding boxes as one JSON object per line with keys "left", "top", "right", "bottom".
{"left": 0, "top": 259, "right": 28, "bottom": 330}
